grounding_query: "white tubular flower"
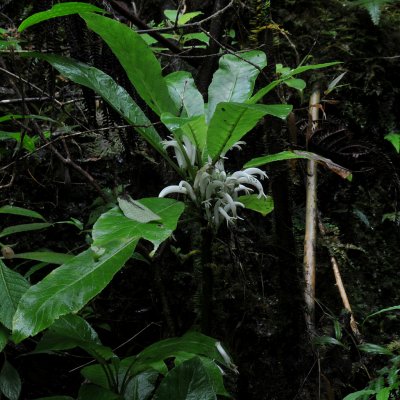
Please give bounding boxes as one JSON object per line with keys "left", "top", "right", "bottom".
{"left": 159, "top": 185, "right": 187, "bottom": 198}
{"left": 236, "top": 175, "right": 266, "bottom": 198}
{"left": 218, "top": 207, "right": 235, "bottom": 226}
{"left": 242, "top": 168, "right": 268, "bottom": 180}
{"left": 179, "top": 181, "right": 196, "bottom": 202}
{"left": 205, "top": 180, "right": 224, "bottom": 200}
{"left": 234, "top": 184, "right": 254, "bottom": 195}
{"left": 222, "top": 193, "right": 240, "bottom": 216}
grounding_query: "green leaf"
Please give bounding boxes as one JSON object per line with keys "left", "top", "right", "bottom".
{"left": 81, "top": 12, "right": 176, "bottom": 116}
{"left": 12, "top": 243, "right": 137, "bottom": 343}
{"left": 342, "top": 390, "right": 377, "bottom": 400}
{"left": 26, "top": 53, "right": 166, "bottom": 158}
{"left": 247, "top": 80, "right": 282, "bottom": 104}
{"left": 35, "top": 314, "right": 114, "bottom": 360}
{"left": 154, "top": 356, "right": 217, "bottom": 400}
{"left": 0, "top": 205, "right": 46, "bottom": 220}
{"left": 376, "top": 387, "right": 391, "bottom": 400}
{"left": 238, "top": 195, "right": 274, "bottom": 216}
{"left": 181, "top": 33, "right": 209, "bottom": 45}
{"left": 244, "top": 150, "right": 351, "bottom": 179}
{"left": 198, "top": 357, "right": 231, "bottom": 398}
{"left": 13, "top": 252, "right": 74, "bottom": 265}
{"left": 0, "top": 260, "right": 30, "bottom": 329}
{"left": 12, "top": 198, "right": 184, "bottom": 342}
{"left": 288, "top": 61, "right": 341, "bottom": 76}
{"left": 244, "top": 151, "right": 309, "bottom": 168}
{"left": 125, "top": 370, "right": 158, "bottom": 400}
{"left": 165, "top": 71, "right": 204, "bottom": 117}
{"left": 207, "top": 103, "right": 292, "bottom": 162}
{"left": 118, "top": 195, "right": 161, "bottom": 223}
{"left": 207, "top": 51, "right": 267, "bottom": 122}
{"left": 0, "top": 361, "right": 21, "bottom": 400}
{"left": 313, "top": 335, "right": 348, "bottom": 349}
{"left": 78, "top": 384, "right": 120, "bottom": 400}
{"left": 0, "top": 131, "right": 39, "bottom": 152}
{"left": 283, "top": 78, "right": 306, "bottom": 90}
{"left": 0, "top": 222, "right": 52, "bottom": 239}
{"left": 364, "top": 305, "right": 400, "bottom": 324}
{"left": 358, "top": 343, "right": 393, "bottom": 356}
{"left": 0, "top": 325, "right": 8, "bottom": 352}
{"left": 161, "top": 114, "right": 207, "bottom": 151}
{"left": 384, "top": 133, "right": 400, "bottom": 153}
{"left": 0, "top": 114, "right": 56, "bottom": 123}
{"left": 18, "top": 2, "right": 104, "bottom": 32}
{"left": 136, "top": 332, "right": 233, "bottom": 370}
{"left": 164, "top": 10, "right": 203, "bottom": 25}
{"left": 93, "top": 198, "right": 185, "bottom": 254}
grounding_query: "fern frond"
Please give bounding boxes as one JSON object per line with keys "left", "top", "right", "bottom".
{"left": 351, "top": 0, "right": 397, "bottom": 25}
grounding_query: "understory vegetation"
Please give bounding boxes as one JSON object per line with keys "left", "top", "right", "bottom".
{"left": 0, "top": 1, "right": 400, "bottom": 399}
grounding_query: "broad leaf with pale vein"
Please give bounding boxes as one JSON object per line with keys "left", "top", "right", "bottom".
{"left": 12, "top": 198, "right": 184, "bottom": 343}
{"left": 26, "top": 52, "right": 166, "bottom": 158}
{"left": 206, "top": 102, "right": 292, "bottom": 162}
{"left": 207, "top": 51, "right": 267, "bottom": 122}
{"left": 0, "top": 260, "right": 29, "bottom": 329}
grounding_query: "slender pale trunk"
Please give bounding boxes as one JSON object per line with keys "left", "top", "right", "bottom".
{"left": 303, "top": 86, "right": 320, "bottom": 335}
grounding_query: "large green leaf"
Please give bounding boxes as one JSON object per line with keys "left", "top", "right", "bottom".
{"left": 0, "top": 361, "right": 21, "bottom": 400}
{"left": 238, "top": 195, "right": 274, "bottom": 216}
{"left": 136, "top": 332, "right": 233, "bottom": 370}
{"left": 154, "top": 357, "right": 217, "bottom": 400}
{"left": 125, "top": 370, "right": 158, "bottom": 400}
{"left": 384, "top": 132, "right": 400, "bottom": 153}
{"left": 35, "top": 314, "right": 113, "bottom": 359}
{"left": 0, "top": 222, "right": 52, "bottom": 238}
{"left": 12, "top": 198, "right": 184, "bottom": 342}
{"left": 0, "top": 205, "right": 45, "bottom": 220}
{"left": 207, "top": 51, "right": 267, "bottom": 122}
{"left": 26, "top": 53, "right": 166, "bottom": 158}
{"left": 18, "top": 2, "right": 104, "bottom": 32}
{"left": 165, "top": 71, "right": 204, "bottom": 117}
{"left": 13, "top": 251, "right": 73, "bottom": 265}
{"left": 93, "top": 198, "right": 185, "bottom": 254}
{"left": 0, "top": 260, "right": 30, "bottom": 329}
{"left": 206, "top": 103, "right": 292, "bottom": 162}
{"left": 161, "top": 114, "right": 207, "bottom": 151}
{"left": 81, "top": 12, "right": 176, "bottom": 116}
{"left": 244, "top": 151, "right": 309, "bottom": 168}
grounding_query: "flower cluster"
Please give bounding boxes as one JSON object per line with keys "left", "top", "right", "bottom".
{"left": 159, "top": 136, "right": 268, "bottom": 228}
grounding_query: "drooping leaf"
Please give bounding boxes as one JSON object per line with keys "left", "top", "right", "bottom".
{"left": 165, "top": 71, "right": 204, "bottom": 117}
{"left": 81, "top": 12, "right": 176, "bottom": 116}
{"left": 18, "top": 2, "right": 104, "bottom": 32}
{"left": 118, "top": 195, "right": 161, "bottom": 223}
{"left": 206, "top": 103, "right": 292, "bottom": 162}
{"left": 384, "top": 132, "right": 400, "bottom": 153}
{"left": 286, "top": 61, "right": 341, "bottom": 76}
{"left": 358, "top": 343, "right": 393, "bottom": 356}
{"left": 35, "top": 314, "right": 113, "bottom": 359}
{"left": 342, "top": 390, "right": 377, "bottom": 400}
{"left": 0, "top": 222, "right": 52, "bottom": 238}
{"left": 24, "top": 52, "right": 167, "bottom": 158}
{"left": 13, "top": 252, "right": 74, "bottom": 265}
{"left": 154, "top": 356, "right": 217, "bottom": 400}
{"left": 238, "top": 195, "right": 274, "bottom": 216}
{"left": 12, "top": 198, "right": 184, "bottom": 342}
{"left": 364, "top": 305, "right": 400, "bottom": 324}
{"left": 0, "top": 361, "right": 21, "bottom": 400}
{"left": 313, "top": 335, "right": 348, "bottom": 349}
{"left": 244, "top": 150, "right": 351, "bottom": 179}
{"left": 207, "top": 51, "right": 267, "bottom": 122}
{"left": 0, "top": 205, "right": 46, "bottom": 220}
{"left": 0, "top": 260, "right": 30, "bottom": 329}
